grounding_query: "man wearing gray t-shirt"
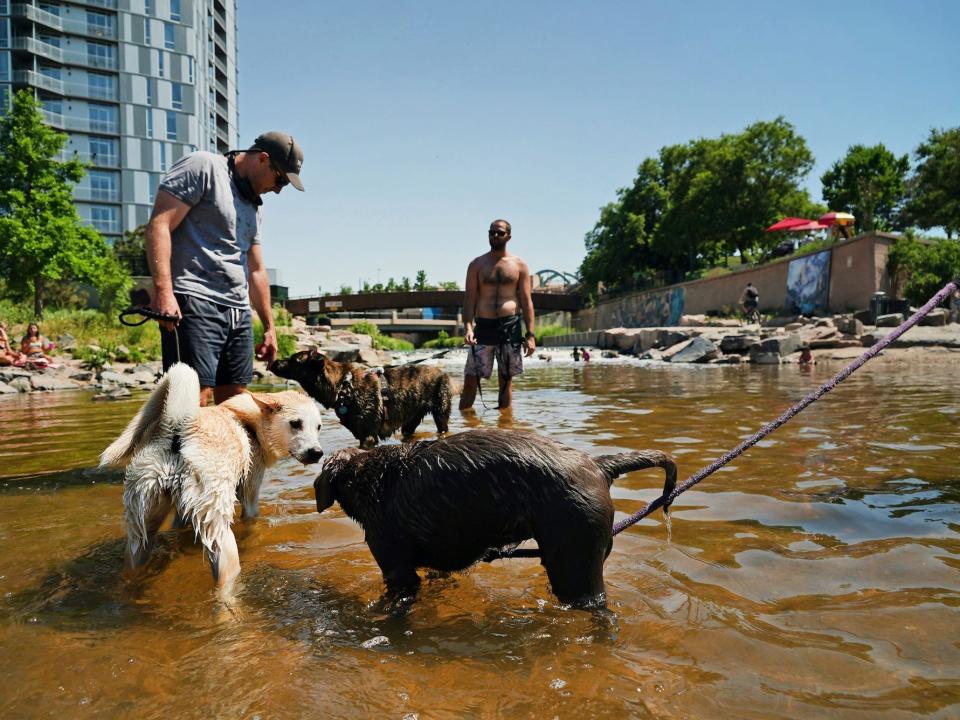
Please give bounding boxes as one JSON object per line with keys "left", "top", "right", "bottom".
{"left": 145, "top": 131, "right": 304, "bottom": 405}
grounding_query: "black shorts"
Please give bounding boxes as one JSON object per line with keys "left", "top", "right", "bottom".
{"left": 161, "top": 293, "right": 253, "bottom": 388}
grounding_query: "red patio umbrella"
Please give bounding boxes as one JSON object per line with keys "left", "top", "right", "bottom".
{"left": 786, "top": 221, "right": 829, "bottom": 231}
{"left": 766, "top": 217, "right": 815, "bottom": 232}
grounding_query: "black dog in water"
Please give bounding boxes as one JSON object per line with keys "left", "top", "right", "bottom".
{"left": 314, "top": 428, "right": 677, "bottom": 611}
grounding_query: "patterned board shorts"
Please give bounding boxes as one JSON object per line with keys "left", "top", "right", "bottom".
{"left": 464, "top": 343, "right": 524, "bottom": 380}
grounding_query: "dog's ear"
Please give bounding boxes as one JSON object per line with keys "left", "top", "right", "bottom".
{"left": 314, "top": 471, "right": 336, "bottom": 512}
{"left": 249, "top": 394, "right": 282, "bottom": 415}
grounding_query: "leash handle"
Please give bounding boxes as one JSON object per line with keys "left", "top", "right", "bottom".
{"left": 117, "top": 305, "right": 181, "bottom": 363}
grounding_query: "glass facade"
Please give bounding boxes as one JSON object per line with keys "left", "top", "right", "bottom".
{"left": 1, "top": 1, "right": 240, "bottom": 240}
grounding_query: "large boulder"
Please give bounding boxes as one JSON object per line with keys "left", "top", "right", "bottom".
{"left": 668, "top": 336, "right": 719, "bottom": 364}
{"left": 758, "top": 332, "right": 803, "bottom": 356}
{"left": 719, "top": 334, "right": 759, "bottom": 354}
{"left": 658, "top": 330, "right": 691, "bottom": 349}
{"left": 30, "top": 374, "right": 80, "bottom": 391}
{"left": 876, "top": 313, "right": 904, "bottom": 327}
{"left": 0, "top": 380, "right": 18, "bottom": 394}
{"left": 920, "top": 308, "right": 948, "bottom": 326}
{"left": 835, "top": 315, "right": 864, "bottom": 336}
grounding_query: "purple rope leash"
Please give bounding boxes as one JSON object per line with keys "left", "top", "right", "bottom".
{"left": 611, "top": 277, "right": 960, "bottom": 536}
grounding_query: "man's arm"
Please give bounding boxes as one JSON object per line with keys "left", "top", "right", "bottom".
{"left": 145, "top": 190, "right": 192, "bottom": 329}
{"left": 518, "top": 261, "right": 536, "bottom": 357}
{"left": 247, "top": 243, "right": 277, "bottom": 365}
{"left": 462, "top": 259, "right": 479, "bottom": 345}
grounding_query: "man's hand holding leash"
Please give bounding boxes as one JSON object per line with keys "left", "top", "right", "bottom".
{"left": 524, "top": 331, "right": 536, "bottom": 358}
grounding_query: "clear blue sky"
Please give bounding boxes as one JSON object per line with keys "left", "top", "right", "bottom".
{"left": 237, "top": 1, "right": 960, "bottom": 297}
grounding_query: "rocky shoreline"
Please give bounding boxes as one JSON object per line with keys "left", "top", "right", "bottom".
{"left": 2, "top": 312, "right": 958, "bottom": 397}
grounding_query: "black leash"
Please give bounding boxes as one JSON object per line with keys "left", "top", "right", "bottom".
{"left": 119, "top": 304, "right": 181, "bottom": 363}
{"left": 469, "top": 343, "right": 495, "bottom": 411}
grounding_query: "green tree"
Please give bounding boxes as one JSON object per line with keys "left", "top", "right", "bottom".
{"left": 338, "top": 284, "right": 353, "bottom": 295}
{"left": 887, "top": 231, "right": 960, "bottom": 304}
{"left": 112, "top": 224, "right": 149, "bottom": 276}
{"left": 0, "top": 90, "right": 130, "bottom": 317}
{"left": 904, "top": 127, "right": 960, "bottom": 239}
{"left": 414, "top": 270, "right": 428, "bottom": 291}
{"left": 437, "top": 280, "right": 460, "bottom": 291}
{"left": 400, "top": 276, "right": 411, "bottom": 292}
{"left": 385, "top": 277, "right": 398, "bottom": 292}
{"left": 580, "top": 117, "right": 818, "bottom": 293}
{"left": 821, "top": 143, "right": 909, "bottom": 232}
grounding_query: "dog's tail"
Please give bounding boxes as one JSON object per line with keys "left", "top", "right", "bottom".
{"left": 100, "top": 363, "right": 201, "bottom": 468}
{"left": 595, "top": 450, "right": 678, "bottom": 510}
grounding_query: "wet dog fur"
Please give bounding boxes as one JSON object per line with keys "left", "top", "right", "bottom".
{"left": 314, "top": 428, "right": 677, "bottom": 611}
{"left": 271, "top": 350, "right": 458, "bottom": 447}
{"left": 100, "top": 363, "right": 324, "bottom": 595}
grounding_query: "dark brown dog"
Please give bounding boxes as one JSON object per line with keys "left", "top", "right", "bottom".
{"left": 314, "top": 428, "right": 677, "bottom": 611}
{"left": 271, "top": 350, "right": 457, "bottom": 447}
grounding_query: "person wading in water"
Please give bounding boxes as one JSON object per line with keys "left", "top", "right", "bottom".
{"left": 460, "top": 219, "right": 536, "bottom": 411}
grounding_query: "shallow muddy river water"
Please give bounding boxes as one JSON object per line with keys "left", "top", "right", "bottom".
{"left": 1, "top": 355, "right": 959, "bottom": 719}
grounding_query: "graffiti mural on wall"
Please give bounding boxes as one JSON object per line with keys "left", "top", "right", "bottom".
{"left": 785, "top": 250, "right": 831, "bottom": 315}
{"left": 607, "top": 286, "right": 685, "bottom": 327}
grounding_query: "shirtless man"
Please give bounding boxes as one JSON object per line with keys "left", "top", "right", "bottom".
{"left": 460, "top": 219, "right": 536, "bottom": 411}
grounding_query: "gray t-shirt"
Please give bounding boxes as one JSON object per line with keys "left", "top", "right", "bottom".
{"left": 159, "top": 151, "right": 262, "bottom": 309}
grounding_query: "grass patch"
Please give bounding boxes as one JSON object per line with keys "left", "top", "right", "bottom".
{"left": 422, "top": 330, "right": 465, "bottom": 349}
{"left": 348, "top": 321, "right": 415, "bottom": 351}
{"left": 535, "top": 324, "right": 575, "bottom": 344}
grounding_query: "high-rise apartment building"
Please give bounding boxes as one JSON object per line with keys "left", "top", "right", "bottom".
{"left": 0, "top": 0, "right": 240, "bottom": 241}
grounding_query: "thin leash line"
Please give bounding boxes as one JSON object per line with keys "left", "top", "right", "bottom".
{"left": 611, "top": 276, "right": 959, "bottom": 535}
{"left": 485, "top": 277, "right": 959, "bottom": 561}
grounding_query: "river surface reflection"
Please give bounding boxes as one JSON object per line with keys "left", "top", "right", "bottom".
{"left": 1, "top": 357, "right": 958, "bottom": 718}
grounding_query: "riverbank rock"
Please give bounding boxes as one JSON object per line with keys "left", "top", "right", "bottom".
{"left": 668, "top": 336, "right": 719, "bottom": 363}
{"left": 0, "top": 380, "right": 18, "bottom": 394}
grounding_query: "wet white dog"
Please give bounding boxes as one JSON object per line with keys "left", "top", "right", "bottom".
{"left": 100, "top": 363, "right": 324, "bottom": 594}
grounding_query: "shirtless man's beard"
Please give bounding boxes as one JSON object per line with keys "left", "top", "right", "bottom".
{"left": 489, "top": 238, "right": 508, "bottom": 251}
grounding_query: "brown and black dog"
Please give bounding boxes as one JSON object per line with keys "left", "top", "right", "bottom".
{"left": 313, "top": 428, "right": 677, "bottom": 612}
{"left": 271, "top": 350, "right": 458, "bottom": 447}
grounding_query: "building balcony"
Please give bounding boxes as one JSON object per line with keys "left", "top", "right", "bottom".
{"left": 66, "top": 0, "right": 118, "bottom": 9}
{"left": 73, "top": 186, "right": 120, "bottom": 203}
{"left": 14, "top": 69, "right": 117, "bottom": 101}
{"left": 13, "top": 36, "right": 119, "bottom": 70}
{"left": 42, "top": 110, "right": 119, "bottom": 135}
{"left": 60, "top": 150, "right": 119, "bottom": 168}
{"left": 11, "top": 4, "right": 117, "bottom": 40}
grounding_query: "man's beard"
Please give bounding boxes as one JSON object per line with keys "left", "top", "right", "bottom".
{"left": 489, "top": 238, "right": 508, "bottom": 251}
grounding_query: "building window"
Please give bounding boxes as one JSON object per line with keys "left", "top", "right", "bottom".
{"left": 0, "top": 85, "right": 10, "bottom": 114}
{"left": 38, "top": 2, "right": 60, "bottom": 15}
{"left": 0, "top": 1, "right": 9, "bottom": 15}
{"left": 148, "top": 172, "right": 159, "bottom": 203}
{"left": 39, "top": 65, "right": 61, "bottom": 80}
{"left": 159, "top": 142, "right": 167, "bottom": 171}
{"left": 89, "top": 170, "right": 118, "bottom": 201}
{"left": 0, "top": 19, "right": 9, "bottom": 50}
{"left": 144, "top": 18, "right": 151, "bottom": 45}
{"left": 88, "top": 103, "right": 117, "bottom": 133}
{"left": 169, "top": 0, "right": 181, "bottom": 22}
{"left": 87, "top": 72, "right": 113, "bottom": 100}
{"left": 39, "top": 34, "right": 61, "bottom": 49}
{"left": 146, "top": 108, "right": 153, "bottom": 138}
{"left": 89, "top": 137, "right": 117, "bottom": 166}
{"left": 0, "top": 52, "right": 8, "bottom": 83}
{"left": 42, "top": 99, "right": 63, "bottom": 115}
{"left": 146, "top": 77, "right": 153, "bottom": 105}
{"left": 164, "top": 23, "right": 175, "bottom": 50}
{"left": 144, "top": 0, "right": 152, "bottom": 16}
{"left": 166, "top": 110, "right": 177, "bottom": 140}
{"left": 171, "top": 83, "right": 183, "bottom": 110}
{"left": 187, "top": 56, "right": 194, "bottom": 83}
{"left": 90, "top": 205, "right": 119, "bottom": 233}
{"left": 157, "top": 49, "right": 165, "bottom": 77}
{"left": 87, "top": 41, "right": 115, "bottom": 69}
{"left": 86, "top": 11, "right": 114, "bottom": 38}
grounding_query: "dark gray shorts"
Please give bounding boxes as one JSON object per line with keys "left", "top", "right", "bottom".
{"left": 161, "top": 293, "right": 253, "bottom": 388}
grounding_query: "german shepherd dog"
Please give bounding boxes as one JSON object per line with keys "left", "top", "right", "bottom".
{"left": 314, "top": 428, "right": 677, "bottom": 612}
{"left": 271, "top": 350, "right": 458, "bottom": 447}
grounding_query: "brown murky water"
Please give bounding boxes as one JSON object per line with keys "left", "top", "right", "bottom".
{"left": 1, "top": 356, "right": 959, "bottom": 719}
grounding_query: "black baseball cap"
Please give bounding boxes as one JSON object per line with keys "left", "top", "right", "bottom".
{"left": 252, "top": 131, "right": 304, "bottom": 191}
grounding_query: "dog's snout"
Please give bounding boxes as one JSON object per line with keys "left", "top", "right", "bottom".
{"left": 301, "top": 448, "right": 324, "bottom": 464}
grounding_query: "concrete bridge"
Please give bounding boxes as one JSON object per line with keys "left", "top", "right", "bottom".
{"left": 286, "top": 289, "right": 580, "bottom": 317}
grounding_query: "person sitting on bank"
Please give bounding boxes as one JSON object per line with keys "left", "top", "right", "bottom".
{"left": 459, "top": 218, "right": 536, "bottom": 411}
{"left": 20, "top": 323, "right": 54, "bottom": 365}
{"left": 0, "top": 321, "right": 22, "bottom": 366}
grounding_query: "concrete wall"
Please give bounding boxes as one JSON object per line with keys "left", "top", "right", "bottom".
{"left": 574, "top": 232, "right": 898, "bottom": 331}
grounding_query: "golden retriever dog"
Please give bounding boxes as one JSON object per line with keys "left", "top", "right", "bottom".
{"left": 100, "top": 363, "right": 324, "bottom": 595}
